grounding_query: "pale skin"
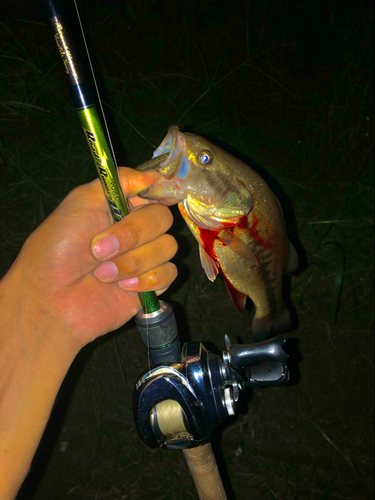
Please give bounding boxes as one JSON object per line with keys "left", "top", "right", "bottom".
{"left": 0, "top": 168, "right": 178, "bottom": 500}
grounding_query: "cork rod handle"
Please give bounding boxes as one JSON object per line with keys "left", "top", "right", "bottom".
{"left": 183, "top": 443, "right": 227, "bottom": 500}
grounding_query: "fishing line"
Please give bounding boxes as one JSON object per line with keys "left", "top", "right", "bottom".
{"left": 73, "top": 0, "right": 155, "bottom": 367}
{"left": 145, "top": 300, "right": 151, "bottom": 373}
{"left": 74, "top": 0, "right": 165, "bottom": 159}
{"left": 68, "top": 2, "right": 181, "bottom": 378}
{"left": 73, "top": 2, "right": 169, "bottom": 373}
{"left": 101, "top": 102, "right": 170, "bottom": 166}
{"left": 74, "top": 1, "right": 169, "bottom": 169}
{"left": 73, "top": 0, "right": 119, "bottom": 171}
{"left": 101, "top": 101, "right": 159, "bottom": 152}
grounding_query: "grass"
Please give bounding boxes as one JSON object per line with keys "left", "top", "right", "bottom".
{"left": 0, "top": 0, "right": 374, "bottom": 499}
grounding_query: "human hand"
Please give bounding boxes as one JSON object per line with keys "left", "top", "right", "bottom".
{"left": 0, "top": 167, "right": 177, "bottom": 352}
{"left": 0, "top": 167, "right": 179, "bottom": 497}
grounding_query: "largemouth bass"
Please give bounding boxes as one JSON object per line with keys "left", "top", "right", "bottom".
{"left": 136, "top": 126, "right": 299, "bottom": 338}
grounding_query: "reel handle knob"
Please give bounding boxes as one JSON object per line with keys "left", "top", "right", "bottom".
{"left": 227, "top": 336, "right": 288, "bottom": 368}
{"left": 245, "top": 361, "right": 289, "bottom": 388}
{"left": 223, "top": 336, "right": 290, "bottom": 387}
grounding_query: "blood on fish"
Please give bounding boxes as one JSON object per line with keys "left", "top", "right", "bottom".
{"left": 239, "top": 215, "right": 273, "bottom": 250}
{"left": 199, "top": 214, "right": 273, "bottom": 263}
{"left": 198, "top": 219, "right": 238, "bottom": 254}
{"left": 197, "top": 222, "right": 250, "bottom": 312}
{"left": 199, "top": 227, "right": 220, "bottom": 260}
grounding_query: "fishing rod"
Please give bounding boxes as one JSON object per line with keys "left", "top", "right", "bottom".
{"left": 42, "top": 3, "right": 292, "bottom": 499}
{"left": 41, "top": 1, "right": 226, "bottom": 498}
{"left": 42, "top": 0, "right": 180, "bottom": 366}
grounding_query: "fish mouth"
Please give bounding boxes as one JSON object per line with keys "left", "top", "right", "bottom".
{"left": 136, "top": 125, "right": 185, "bottom": 180}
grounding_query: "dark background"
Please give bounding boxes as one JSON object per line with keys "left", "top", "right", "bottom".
{"left": 0, "top": 0, "right": 373, "bottom": 499}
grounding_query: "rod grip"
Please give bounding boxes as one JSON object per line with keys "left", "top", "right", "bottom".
{"left": 182, "top": 443, "right": 227, "bottom": 500}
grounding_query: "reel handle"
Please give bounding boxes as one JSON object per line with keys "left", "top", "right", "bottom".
{"left": 183, "top": 443, "right": 227, "bottom": 500}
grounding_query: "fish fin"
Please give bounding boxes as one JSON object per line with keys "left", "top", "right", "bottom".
{"left": 252, "top": 303, "right": 291, "bottom": 342}
{"left": 199, "top": 243, "right": 219, "bottom": 282}
{"left": 218, "top": 230, "right": 259, "bottom": 266}
{"left": 224, "top": 278, "right": 247, "bottom": 312}
{"left": 285, "top": 241, "right": 299, "bottom": 276}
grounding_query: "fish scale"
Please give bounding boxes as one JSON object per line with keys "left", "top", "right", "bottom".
{"left": 136, "top": 125, "right": 299, "bottom": 340}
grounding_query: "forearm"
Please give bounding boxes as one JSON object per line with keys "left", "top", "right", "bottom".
{"left": 0, "top": 169, "right": 177, "bottom": 499}
{"left": 0, "top": 268, "right": 79, "bottom": 499}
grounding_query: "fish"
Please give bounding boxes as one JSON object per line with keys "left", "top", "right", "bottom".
{"left": 136, "top": 125, "right": 299, "bottom": 339}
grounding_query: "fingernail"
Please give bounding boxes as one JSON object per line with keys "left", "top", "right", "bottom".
{"left": 119, "top": 277, "right": 139, "bottom": 289}
{"left": 93, "top": 236, "right": 120, "bottom": 259}
{"left": 95, "top": 261, "right": 118, "bottom": 280}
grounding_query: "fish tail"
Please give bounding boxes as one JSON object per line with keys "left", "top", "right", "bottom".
{"left": 251, "top": 303, "right": 291, "bottom": 342}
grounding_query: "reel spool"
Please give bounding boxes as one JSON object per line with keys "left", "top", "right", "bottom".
{"left": 151, "top": 400, "right": 190, "bottom": 442}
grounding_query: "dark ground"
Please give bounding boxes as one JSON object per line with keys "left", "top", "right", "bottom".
{"left": 0, "top": 0, "right": 374, "bottom": 499}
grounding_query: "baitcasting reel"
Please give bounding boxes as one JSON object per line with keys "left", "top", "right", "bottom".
{"left": 133, "top": 336, "right": 289, "bottom": 450}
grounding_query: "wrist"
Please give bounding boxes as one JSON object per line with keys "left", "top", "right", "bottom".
{"left": 0, "top": 262, "right": 81, "bottom": 366}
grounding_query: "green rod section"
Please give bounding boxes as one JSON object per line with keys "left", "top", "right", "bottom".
{"left": 44, "top": 0, "right": 160, "bottom": 313}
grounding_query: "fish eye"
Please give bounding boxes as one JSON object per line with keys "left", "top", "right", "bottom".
{"left": 197, "top": 150, "right": 214, "bottom": 165}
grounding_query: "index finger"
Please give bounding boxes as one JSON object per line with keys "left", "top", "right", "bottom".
{"left": 118, "top": 167, "right": 162, "bottom": 198}
{"left": 90, "top": 168, "right": 173, "bottom": 260}
{"left": 69, "top": 167, "right": 162, "bottom": 214}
